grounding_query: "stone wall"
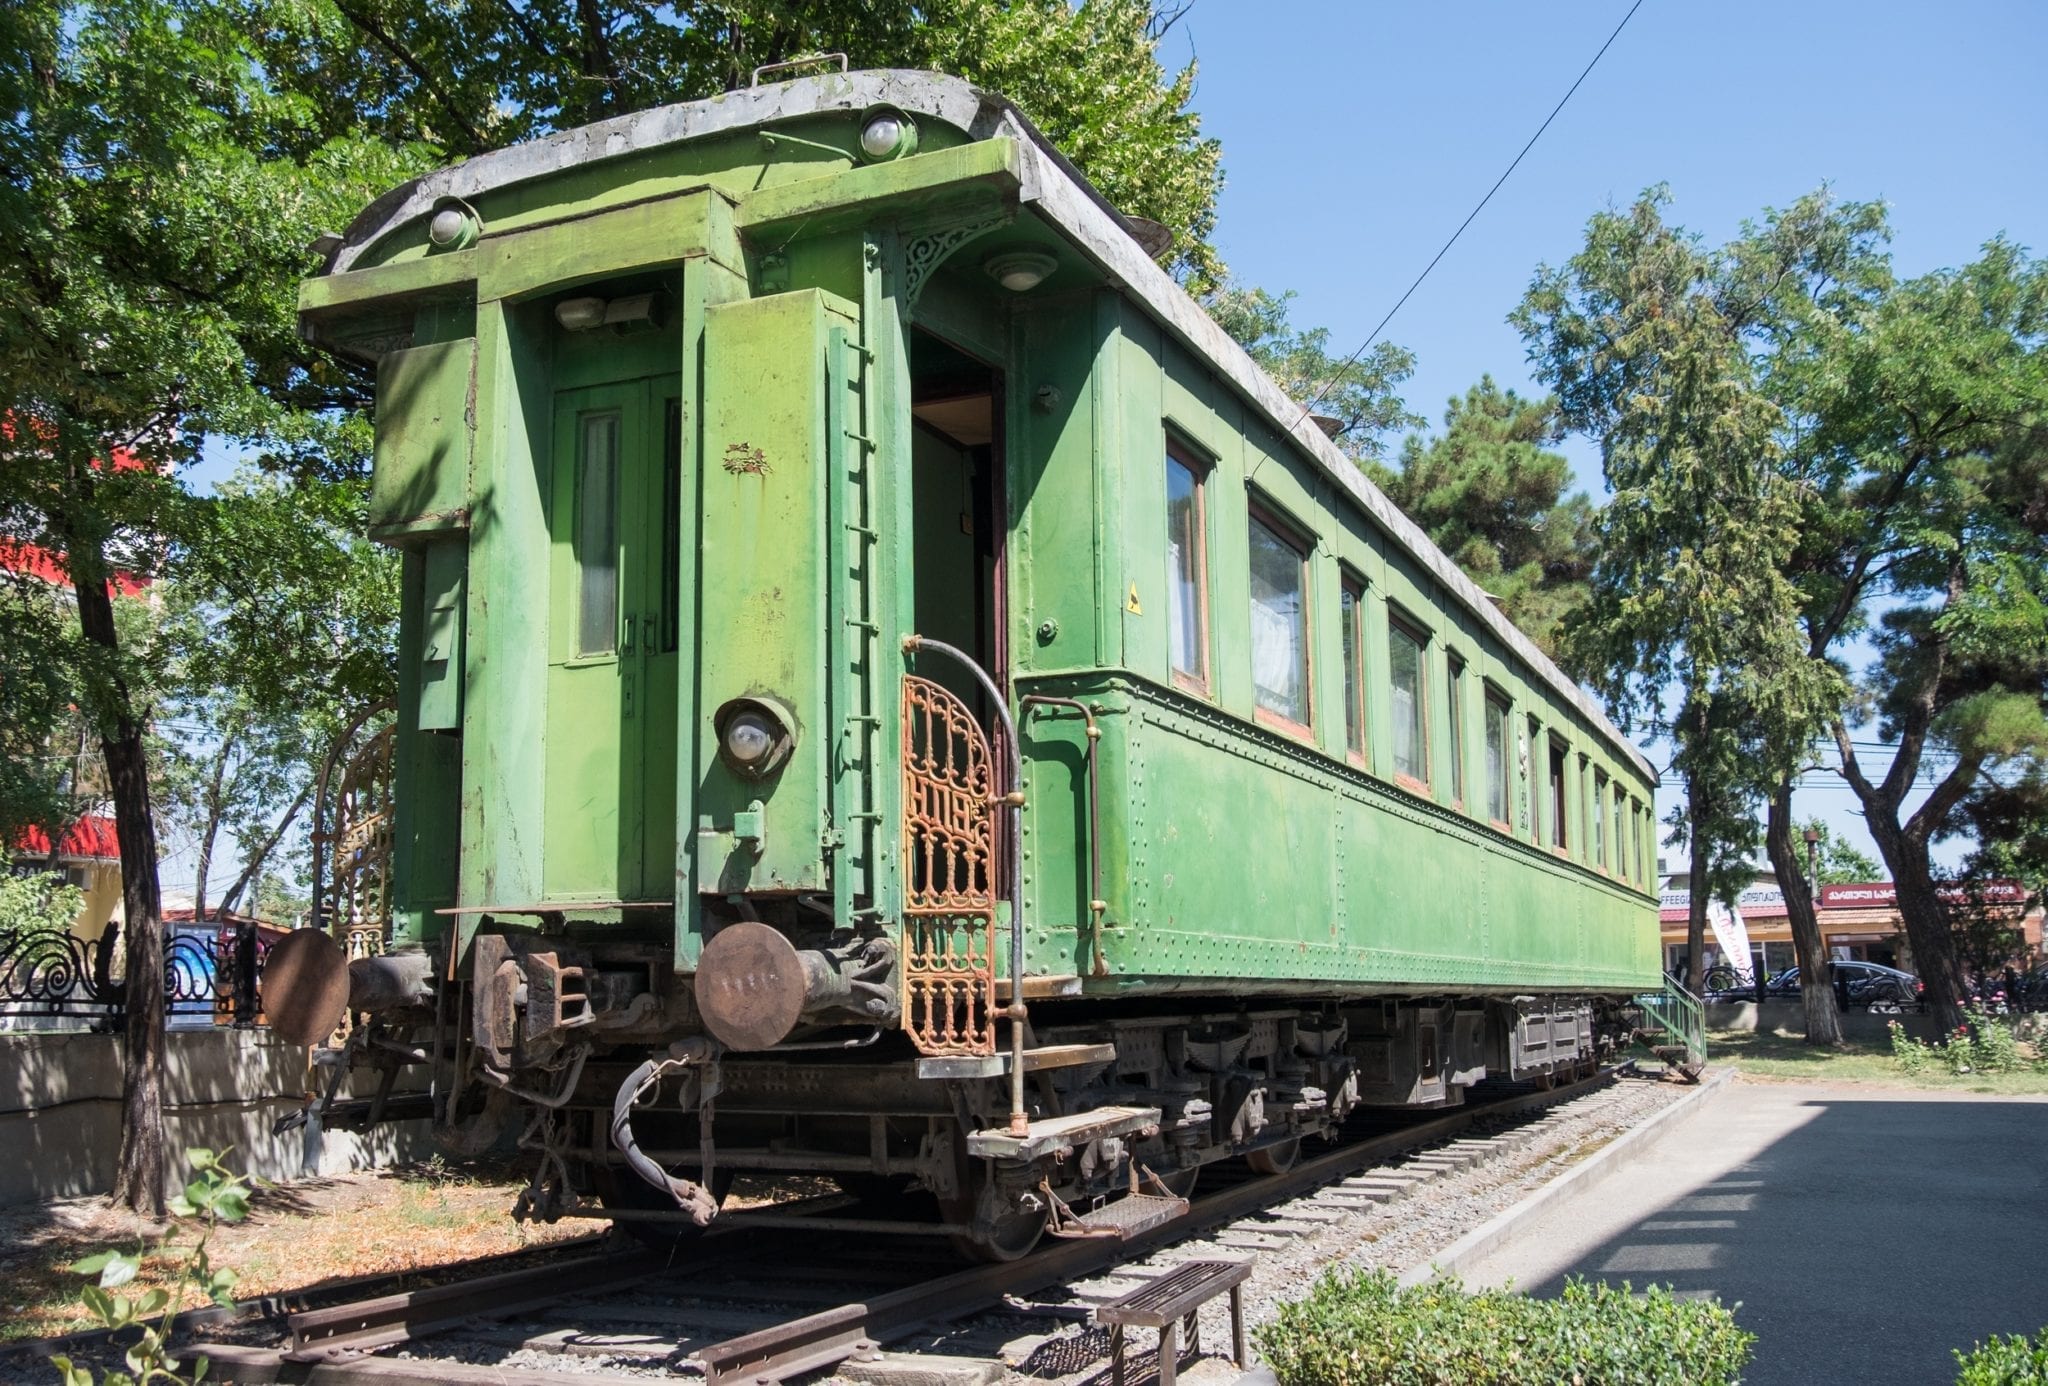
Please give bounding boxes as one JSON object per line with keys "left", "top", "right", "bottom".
{"left": 0, "top": 1028, "right": 431, "bottom": 1206}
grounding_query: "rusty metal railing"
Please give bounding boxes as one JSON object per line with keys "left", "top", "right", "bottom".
{"left": 902, "top": 636, "right": 1029, "bottom": 1137}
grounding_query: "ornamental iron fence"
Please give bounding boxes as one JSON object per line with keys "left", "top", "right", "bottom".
{"left": 0, "top": 920, "right": 273, "bottom": 1031}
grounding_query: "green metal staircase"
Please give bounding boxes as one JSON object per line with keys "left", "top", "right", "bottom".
{"left": 1635, "top": 975, "right": 1707, "bottom": 1080}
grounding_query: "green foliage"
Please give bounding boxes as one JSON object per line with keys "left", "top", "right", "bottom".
{"left": 1372, "top": 378, "right": 1595, "bottom": 653}
{"left": 1796, "top": 817, "right": 1883, "bottom": 884}
{"left": 47, "top": 1147, "right": 254, "bottom": 1385}
{"left": 1956, "top": 1327, "right": 2048, "bottom": 1384}
{"left": 1516, "top": 187, "right": 1852, "bottom": 930}
{"left": 1255, "top": 1267, "right": 1753, "bottom": 1386}
{"left": 1889, "top": 1005, "right": 2032, "bottom": 1077}
{"left": 0, "top": 850, "right": 87, "bottom": 935}
{"left": 246, "top": 0, "right": 1224, "bottom": 287}
{"left": 1203, "top": 279, "right": 1419, "bottom": 459}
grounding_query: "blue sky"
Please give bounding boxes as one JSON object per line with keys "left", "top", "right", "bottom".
{"left": 1179, "top": 0, "right": 2046, "bottom": 873}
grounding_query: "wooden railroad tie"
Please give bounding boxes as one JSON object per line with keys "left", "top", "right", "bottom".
{"left": 1095, "top": 1258, "right": 1252, "bottom": 1386}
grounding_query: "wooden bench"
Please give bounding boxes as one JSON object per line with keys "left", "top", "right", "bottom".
{"left": 1096, "top": 1258, "right": 1252, "bottom": 1386}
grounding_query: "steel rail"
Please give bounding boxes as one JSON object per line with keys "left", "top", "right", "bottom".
{"left": 114, "top": 1073, "right": 1615, "bottom": 1386}
{"left": 695, "top": 1071, "right": 1614, "bottom": 1386}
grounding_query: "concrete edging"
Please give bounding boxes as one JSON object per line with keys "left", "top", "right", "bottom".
{"left": 1396, "top": 1066, "right": 1736, "bottom": 1287}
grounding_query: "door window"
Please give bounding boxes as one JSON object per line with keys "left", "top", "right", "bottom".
{"left": 576, "top": 411, "right": 620, "bottom": 656}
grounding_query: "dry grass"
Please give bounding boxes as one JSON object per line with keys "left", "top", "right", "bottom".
{"left": 0, "top": 1158, "right": 587, "bottom": 1344}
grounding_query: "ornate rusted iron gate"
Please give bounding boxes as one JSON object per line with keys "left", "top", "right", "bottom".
{"left": 900, "top": 674, "right": 998, "bottom": 1056}
{"left": 310, "top": 701, "right": 397, "bottom": 963}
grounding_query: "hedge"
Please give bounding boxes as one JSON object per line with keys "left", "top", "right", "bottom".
{"left": 1254, "top": 1268, "right": 1753, "bottom": 1386}
{"left": 1955, "top": 1329, "right": 2048, "bottom": 1384}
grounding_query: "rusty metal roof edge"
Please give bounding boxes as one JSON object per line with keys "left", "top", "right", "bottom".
{"left": 330, "top": 71, "right": 1066, "bottom": 275}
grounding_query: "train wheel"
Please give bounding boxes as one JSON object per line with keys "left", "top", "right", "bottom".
{"left": 944, "top": 1173, "right": 1047, "bottom": 1263}
{"left": 591, "top": 1164, "right": 736, "bottom": 1253}
{"left": 1245, "top": 1137, "right": 1301, "bottom": 1176}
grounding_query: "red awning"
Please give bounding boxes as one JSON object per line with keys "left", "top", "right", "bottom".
{"left": 14, "top": 814, "right": 121, "bottom": 861}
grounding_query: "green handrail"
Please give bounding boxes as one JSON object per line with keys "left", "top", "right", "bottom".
{"left": 1635, "top": 974, "right": 1707, "bottom": 1070}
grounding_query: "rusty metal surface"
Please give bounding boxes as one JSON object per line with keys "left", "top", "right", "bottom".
{"left": 695, "top": 920, "right": 808, "bottom": 1051}
{"left": 261, "top": 929, "right": 353, "bottom": 1047}
{"left": 900, "top": 674, "right": 997, "bottom": 1056}
{"left": 312, "top": 711, "right": 396, "bottom": 969}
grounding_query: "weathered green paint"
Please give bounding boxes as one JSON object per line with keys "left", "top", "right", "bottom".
{"left": 692, "top": 289, "right": 857, "bottom": 900}
{"left": 369, "top": 338, "right": 474, "bottom": 539}
{"left": 306, "top": 74, "right": 1658, "bottom": 1003}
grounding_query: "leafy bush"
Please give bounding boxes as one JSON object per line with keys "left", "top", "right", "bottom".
{"left": 50, "top": 1148, "right": 254, "bottom": 1386}
{"left": 1254, "top": 1267, "right": 1752, "bottom": 1386}
{"left": 1890, "top": 1005, "right": 2033, "bottom": 1077}
{"left": 1956, "top": 1328, "right": 2048, "bottom": 1384}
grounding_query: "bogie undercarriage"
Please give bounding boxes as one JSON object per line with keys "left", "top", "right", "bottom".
{"left": 307, "top": 932, "right": 1630, "bottom": 1261}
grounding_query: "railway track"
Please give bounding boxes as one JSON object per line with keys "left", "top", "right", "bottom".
{"left": 26, "top": 1071, "right": 1671, "bottom": 1386}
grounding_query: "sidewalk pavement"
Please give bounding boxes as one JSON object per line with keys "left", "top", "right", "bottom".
{"left": 1457, "top": 1076, "right": 2048, "bottom": 1386}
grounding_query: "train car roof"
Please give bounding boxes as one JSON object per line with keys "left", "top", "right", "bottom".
{"left": 319, "top": 69, "right": 1656, "bottom": 782}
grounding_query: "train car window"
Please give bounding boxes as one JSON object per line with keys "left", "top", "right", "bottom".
{"left": 576, "top": 410, "right": 620, "bottom": 656}
{"left": 1593, "top": 769, "right": 1610, "bottom": 872}
{"left": 1548, "top": 738, "right": 1569, "bottom": 851}
{"left": 1339, "top": 571, "right": 1367, "bottom": 762}
{"left": 1165, "top": 444, "right": 1210, "bottom": 692}
{"left": 1388, "top": 614, "right": 1428, "bottom": 786}
{"left": 1445, "top": 653, "right": 1467, "bottom": 807}
{"left": 1248, "top": 507, "right": 1311, "bottom": 730}
{"left": 1485, "top": 692, "right": 1510, "bottom": 826}
{"left": 1522, "top": 714, "right": 1538, "bottom": 839}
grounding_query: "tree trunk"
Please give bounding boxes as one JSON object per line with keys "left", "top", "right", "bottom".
{"left": 1866, "top": 813, "right": 1967, "bottom": 1034}
{"left": 215, "top": 778, "right": 314, "bottom": 918}
{"left": 1765, "top": 782, "right": 1843, "bottom": 1046}
{"left": 192, "top": 730, "right": 234, "bottom": 927}
{"left": 1685, "top": 776, "right": 1707, "bottom": 996}
{"left": 70, "top": 551, "right": 167, "bottom": 1217}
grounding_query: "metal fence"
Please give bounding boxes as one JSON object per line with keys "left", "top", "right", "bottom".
{"left": 0, "top": 920, "right": 272, "bottom": 1031}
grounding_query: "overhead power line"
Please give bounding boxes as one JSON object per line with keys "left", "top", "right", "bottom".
{"left": 1295, "top": 0, "right": 1648, "bottom": 423}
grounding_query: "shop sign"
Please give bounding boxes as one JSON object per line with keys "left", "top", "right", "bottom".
{"left": 1660, "top": 884, "right": 1786, "bottom": 912}
{"left": 1817, "top": 880, "right": 2030, "bottom": 908}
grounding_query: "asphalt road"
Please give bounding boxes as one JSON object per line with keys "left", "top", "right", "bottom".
{"left": 1459, "top": 1077, "right": 2048, "bottom": 1386}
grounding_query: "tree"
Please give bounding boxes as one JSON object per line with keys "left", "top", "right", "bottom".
{"left": 1202, "top": 279, "right": 1419, "bottom": 460}
{"left": 0, "top": 849, "right": 86, "bottom": 936}
{"left": 154, "top": 465, "right": 400, "bottom": 922}
{"left": 1514, "top": 189, "right": 1845, "bottom": 1033}
{"left": 1, "top": 0, "right": 420, "bottom": 1213}
{"left": 248, "top": 0, "right": 1226, "bottom": 288}
{"left": 1773, "top": 239, "right": 2048, "bottom": 1032}
{"left": 1372, "top": 378, "right": 1596, "bottom": 654}
{"left": 1793, "top": 817, "right": 1882, "bottom": 885}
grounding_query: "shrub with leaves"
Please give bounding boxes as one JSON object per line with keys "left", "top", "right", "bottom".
{"left": 1889, "top": 1005, "right": 2033, "bottom": 1077}
{"left": 1955, "top": 1328, "right": 2048, "bottom": 1384}
{"left": 1255, "top": 1267, "right": 1752, "bottom": 1386}
{"left": 49, "top": 1148, "right": 254, "bottom": 1385}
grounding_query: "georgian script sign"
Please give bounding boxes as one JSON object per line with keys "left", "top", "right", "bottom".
{"left": 1818, "top": 881, "right": 2031, "bottom": 909}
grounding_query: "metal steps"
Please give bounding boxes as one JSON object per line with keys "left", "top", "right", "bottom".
{"left": 916, "top": 1042, "right": 1117, "bottom": 1081}
{"left": 965, "top": 1104, "right": 1161, "bottom": 1162}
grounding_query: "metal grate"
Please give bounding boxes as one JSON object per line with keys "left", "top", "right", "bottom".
{"left": 900, "top": 675, "right": 997, "bottom": 1056}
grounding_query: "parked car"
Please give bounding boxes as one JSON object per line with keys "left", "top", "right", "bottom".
{"left": 1759, "top": 962, "right": 1922, "bottom": 1012}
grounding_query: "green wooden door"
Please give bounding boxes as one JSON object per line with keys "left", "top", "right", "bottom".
{"left": 544, "top": 379, "right": 679, "bottom": 902}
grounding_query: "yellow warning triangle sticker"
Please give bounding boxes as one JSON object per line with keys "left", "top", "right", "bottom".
{"left": 1126, "top": 583, "right": 1143, "bottom": 615}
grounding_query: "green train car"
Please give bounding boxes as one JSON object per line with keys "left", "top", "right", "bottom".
{"left": 271, "top": 68, "right": 1665, "bottom": 1259}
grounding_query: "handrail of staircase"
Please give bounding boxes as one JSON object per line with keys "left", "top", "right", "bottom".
{"left": 1638, "top": 974, "right": 1706, "bottom": 1069}
{"left": 902, "top": 635, "right": 1030, "bottom": 1138}
{"left": 1019, "top": 695, "right": 1108, "bottom": 979}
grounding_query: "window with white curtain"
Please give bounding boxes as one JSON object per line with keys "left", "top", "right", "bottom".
{"left": 1248, "top": 509, "right": 1309, "bottom": 727}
